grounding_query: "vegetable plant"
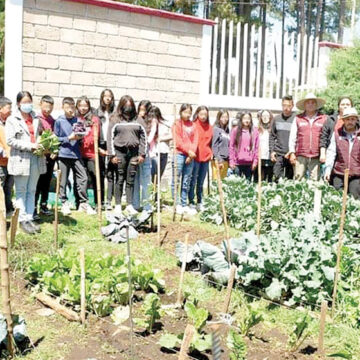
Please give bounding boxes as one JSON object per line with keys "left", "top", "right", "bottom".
{"left": 227, "top": 329, "right": 247, "bottom": 360}
{"left": 34, "top": 130, "right": 60, "bottom": 156}
{"left": 134, "top": 293, "right": 161, "bottom": 333}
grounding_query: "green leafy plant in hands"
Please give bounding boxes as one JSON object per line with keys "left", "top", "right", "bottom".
{"left": 134, "top": 293, "right": 161, "bottom": 333}
{"left": 34, "top": 130, "right": 60, "bottom": 156}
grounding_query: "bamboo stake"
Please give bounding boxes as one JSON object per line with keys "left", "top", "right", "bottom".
{"left": 9, "top": 208, "right": 19, "bottom": 247}
{"left": 318, "top": 300, "right": 328, "bottom": 356}
{"left": 151, "top": 175, "right": 157, "bottom": 232}
{"left": 256, "top": 145, "right": 262, "bottom": 239}
{"left": 178, "top": 324, "right": 195, "bottom": 360}
{"left": 331, "top": 169, "right": 349, "bottom": 317}
{"left": 314, "top": 188, "right": 322, "bottom": 219}
{"left": 172, "top": 104, "right": 178, "bottom": 222}
{"left": 157, "top": 139, "right": 161, "bottom": 244}
{"left": 0, "top": 188, "right": 14, "bottom": 357}
{"left": 93, "top": 122, "right": 102, "bottom": 229}
{"left": 215, "top": 160, "right": 231, "bottom": 262}
{"left": 80, "top": 248, "right": 86, "bottom": 325}
{"left": 176, "top": 233, "right": 189, "bottom": 307}
{"left": 53, "top": 169, "right": 61, "bottom": 248}
{"left": 222, "top": 264, "right": 237, "bottom": 314}
{"left": 126, "top": 224, "right": 134, "bottom": 359}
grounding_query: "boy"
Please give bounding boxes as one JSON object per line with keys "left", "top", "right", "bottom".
{"left": 0, "top": 96, "right": 14, "bottom": 217}
{"left": 34, "top": 95, "right": 56, "bottom": 218}
{"left": 54, "top": 97, "right": 96, "bottom": 216}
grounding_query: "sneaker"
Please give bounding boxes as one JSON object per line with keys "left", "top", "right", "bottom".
{"left": 29, "top": 220, "right": 41, "bottom": 233}
{"left": 113, "top": 204, "right": 123, "bottom": 216}
{"left": 78, "top": 203, "right": 97, "bottom": 215}
{"left": 61, "top": 202, "right": 72, "bottom": 216}
{"left": 189, "top": 204, "right": 198, "bottom": 214}
{"left": 106, "top": 203, "right": 113, "bottom": 211}
{"left": 125, "top": 204, "right": 138, "bottom": 216}
{"left": 183, "top": 206, "right": 197, "bottom": 216}
{"left": 20, "top": 221, "right": 36, "bottom": 235}
{"left": 33, "top": 210, "right": 41, "bottom": 221}
{"left": 40, "top": 205, "right": 52, "bottom": 216}
{"left": 196, "top": 203, "right": 205, "bottom": 212}
{"left": 175, "top": 205, "right": 184, "bottom": 215}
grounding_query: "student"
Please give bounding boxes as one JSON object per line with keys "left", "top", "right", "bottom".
{"left": 254, "top": 110, "right": 274, "bottom": 182}
{"left": 55, "top": 97, "right": 96, "bottom": 216}
{"left": 211, "top": 110, "right": 230, "bottom": 180}
{"left": 95, "top": 89, "right": 114, "bottom": 210}
{"left": 107, "top": 95, "right": 146, "bottom": 216}
{"left": 0, "top": 96, "right": 14, "bottom": 218}
{"left": 34, "top": 95, "right": 56, "bottom": 219}
{"left": 172, "top": 103, "right": 198, "bottom": 215}
{"left": 188, "top": 106, "right": 212, "bottom": 212}
{"left": 6, "top": 91, "right": 46, "bottom": 234}
{"left": 76, "top": 96, "right": 106, "bottom": 209}
{"left": 229, "top": 111, "right": 259, "bottom": 180}
{"left": 133, "top": 100, "right": 154, "bottom": 215}
{"left": 149, "top": 106, "right": 172, "bottom": 182}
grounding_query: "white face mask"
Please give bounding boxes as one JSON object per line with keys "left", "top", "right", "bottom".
{"left": 20, "top": 103, "right": 33, "bottom": 114}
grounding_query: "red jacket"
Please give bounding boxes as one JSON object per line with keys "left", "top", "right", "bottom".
{"left": 194, "top": 119, "right": 213, "bottom": 162}
{"left": 173, "top": 119, "right": 198, "bottom": 156}
{"left": 295, "top": 113, "right": 327, "bottom": 158}
{"left": 80, "top": 116, "right": 100, "bottom": 159}
{"left": 333, "top": 127, "right": 360, "bottom": 177}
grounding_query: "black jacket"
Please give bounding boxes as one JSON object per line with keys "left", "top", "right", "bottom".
{"left": 269, "top": 113, "right": 295, "bottom": 155}
{"left": 319, "top": 113, "right": 338, "bottom": 149}
{"left": 212, "top": 125, "right": 229, "bottom": 162}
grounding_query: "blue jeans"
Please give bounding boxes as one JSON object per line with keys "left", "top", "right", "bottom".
{"left": 171, "top": 154, "right": 194, "bottom": 207}
{"left": 189, "top": 161, "right": 209, "bottom": 205}
{"left": 14, "top": 155, "right": 41, "bottom": 222}
{"left": 133, "top": 155, "right": 152, "bottom": 211}
{"left": 0, "top": 166, "right": 14, "bottom": 213}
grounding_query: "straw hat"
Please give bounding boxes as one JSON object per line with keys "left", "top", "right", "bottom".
{"left": 296, "top": 93, "right": 326, "bottom": 111}
{"left": 342, "top": 107, "right": 360, "bottom": 119}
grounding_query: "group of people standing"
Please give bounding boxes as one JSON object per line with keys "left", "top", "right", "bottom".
{"left": 0, "top": 89, "right": 358, "bottom": 234}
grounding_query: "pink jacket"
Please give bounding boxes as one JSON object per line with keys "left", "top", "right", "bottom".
{"left": 229, "top": 127, "right": 259, "bottom": 167}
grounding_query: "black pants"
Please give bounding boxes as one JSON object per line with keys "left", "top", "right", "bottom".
{"left": 235, "top": 165, "right": 252, "bottom": 180}
{"left": 273, "top": 154, "right": 293, "bottom": 181}
{"left": 114, "top": 148, "right": 139, "bottom": 205}
{"left": 253, "top": 160, "right": 273, "bottom": 182}
{"left": 59, "top": 158, "right": 88, "bottom": 204}
{"left": 106, "top": 159, "right": 117, "bottom": 204}
{"left": 0, "top": 166, "right": 14, "bottom": 213}
{"left": 151, "top": 153, "right": 168, "bottom": 182}
{"left": 333, "top": 174, "right": 360, "bottom": 199}
{"left": 83, "top": 158, "right": 105, "bottom": 205}
{"left": 35, "top": 155, "right": 56, "bottom": 208}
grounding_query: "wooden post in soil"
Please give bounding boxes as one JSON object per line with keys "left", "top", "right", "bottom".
{"left": 222, "top": 264, "right": 237, "bottom": 314}
{"left": 93, "top": 122, "right": 102, "bottom": 229}
{"left": 80, "top": 248, "right": 86, "bottom": 325}
{"left": 0, "top": 187, "right": 14, "bottom": 357}
{"left": 256, "top": 145, "right": 262, "bottom": 239}
{"left": 126, "top": 224, "right": 134, "bottom": 359}
{"left": 53, "top": 169, "right": 61, "bottom": 248}
{"left": 151, "top": 175, "right": 157, "bottom": 231}
{"left": 313, "top": 188, "right": 322, "bottom": 220}
{"left": 172, "top": 104, "right": 178, "bottom": 222}
{"left": 176, "top": 233, "right": 189, "bottom": 307}
{"left": 331, "top": 169, "right": 349, "bottom": 317}
{"left": 318, "top": 300, "right": 328, "bottom": 356}
{"left": 157, "top": 140, "right": 161, "bottom": 244}
{"left": 214, "top": 160, "right": 231, "bottom": 262}
{"left": 9, "top": 208, "right": 19, "bottom": 247}
{"left": 178, "top": 324, "right": 195, "bottom": 360}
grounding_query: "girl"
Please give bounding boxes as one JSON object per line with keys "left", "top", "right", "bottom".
{"left": 188, "top": 106, "right": 212, "bottom": 212}
{"left": 229, "top": 111, "right": 259, "bottom": 180}
{"left": 172, "top": 104, "right": 198, "bottom": 215}
{"left": 254, "top": 110, "right": 274, "bottom": 182}
{"left": 211, "top": 110, "right": 230, "bottom": 180}
{"left": 133, "top": 100, "right": 154, "bottom": 215}
{"left": 149, "top": 106, "right": 172, "bottom": 182}
{"left": 76, "top": 96, "right": 106, "bottom": 210}
{"left": 5, "top": 91, "right": 46, "bottom": 234}
{"left": 95, "top": 89, "right": 115, "bottom": 211}
{"left": 107, "top": 95, "right": 146, "bottom": 216}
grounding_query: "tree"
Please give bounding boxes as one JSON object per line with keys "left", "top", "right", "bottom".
{"left": 338, "top": 0, "right": 347, "bottom": 42}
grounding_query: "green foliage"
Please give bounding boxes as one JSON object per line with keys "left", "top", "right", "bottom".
{"left": 26, "top": 249, "right": 165, "bottom": 317}
{"left": 227, "top": 329, "right": 247, "bottom": 360}
{"left": 287, "top": 313, "right": 310, "bottom": 352}
{"left": 318, "top": 42, "right": 360, "bottom": 114}
{"left": 232, "top": 299, "right": 263, "bottom": 337}
{"left": 134, "top": 293, "right": 161, "bottom": 333}
{"left": 34, "top": 130, "right": 60, "bottom": 156}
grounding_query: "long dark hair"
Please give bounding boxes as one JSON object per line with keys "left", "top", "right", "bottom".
{"left": 215, "top": 109, "right": 229, "bottom": 132}
{"left": 258, "top": 110, "right": 273, "bottom": 134}
{"left": 16, "top": 91, "right": 33, "bottom": 105}
{"left": 137, "top": 100, "right": 152, "bottom": 118}
{"left": 179, "top": 103, "right": 192, "bottom": 118}
{"left": 111, "top": 95, "right": 137, "bottom": 123}
{"left": 99, "top": 89, "right": 115, "bottom": 113}
{"left": 76, "top": 96, "right": 93, "bottom": 125}
{"left": 193, "top": 105, "right": 209, "bottom": 122}
{"left": 234, "top": 112, "right": 253, "bottom": 150}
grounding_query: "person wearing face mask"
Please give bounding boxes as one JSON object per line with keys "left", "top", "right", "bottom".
{"left": 5, "top": 91, "right": 46, "bottom": 234}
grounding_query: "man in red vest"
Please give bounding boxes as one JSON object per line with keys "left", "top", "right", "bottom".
{"left": 288, "top": 93, "right": 327, "bottom": 180}
{"left": 324, "top": 107, "right": 360, "bottom": 199}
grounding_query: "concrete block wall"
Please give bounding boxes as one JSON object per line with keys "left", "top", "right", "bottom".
{"left": 22, "top": 0, "right": 204, "bottom": 114}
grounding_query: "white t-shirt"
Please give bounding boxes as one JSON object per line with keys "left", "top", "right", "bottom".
{"left": 101, "top": 111, "right": 109, "bottom": 141}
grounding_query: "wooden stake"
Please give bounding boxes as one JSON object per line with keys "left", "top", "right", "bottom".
{"left": 178, "top": 324, "right": 195, "bottom": 360}
{"left": 222, "top": 264, "right": 237, "bottom": 314}
{"left": 80, "top": 248, "right": 86, "bottom": 325}
{"left": 151, "top": 175, "right": 157, "bottom": 232}
{"left": 314, "top": 188, "right": 322, "bottom": 219}
{"left": 0, "top": 188, "right": 14, "bottom": 357}
{"left": 35, "top": 292, "right": 80, "bottom": 322}
{"left": 331, "top": 169, "right": 349, "bottom": 317}
{"left": 53, "top": 169, "right": 61, "bottom": 248}
{"left": 9, "top": 208, "right": 19, "bottom": 247}
{"left": 176, "top": 233, "right": 189, "bottom": 306}
{"left": 172, "top": 104, "right": 178, "bottom": 222}
{"left": 318, "top": 300, "right": 328, "bottom": 356}
{"left": 215, "top": 160, "right": 231, "bottom": 262}
{"left": 256, "top": 145, "right": 262, "bottom": 239}
{"left": 157, "top": 139, "right": 161, "bottom": 244}
{"left": 93, "top": 122, "right": 102, "bottom": 229}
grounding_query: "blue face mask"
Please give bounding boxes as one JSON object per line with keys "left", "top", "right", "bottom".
{"left": 20, "top": 103, "right": 33, "bottom": 114}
